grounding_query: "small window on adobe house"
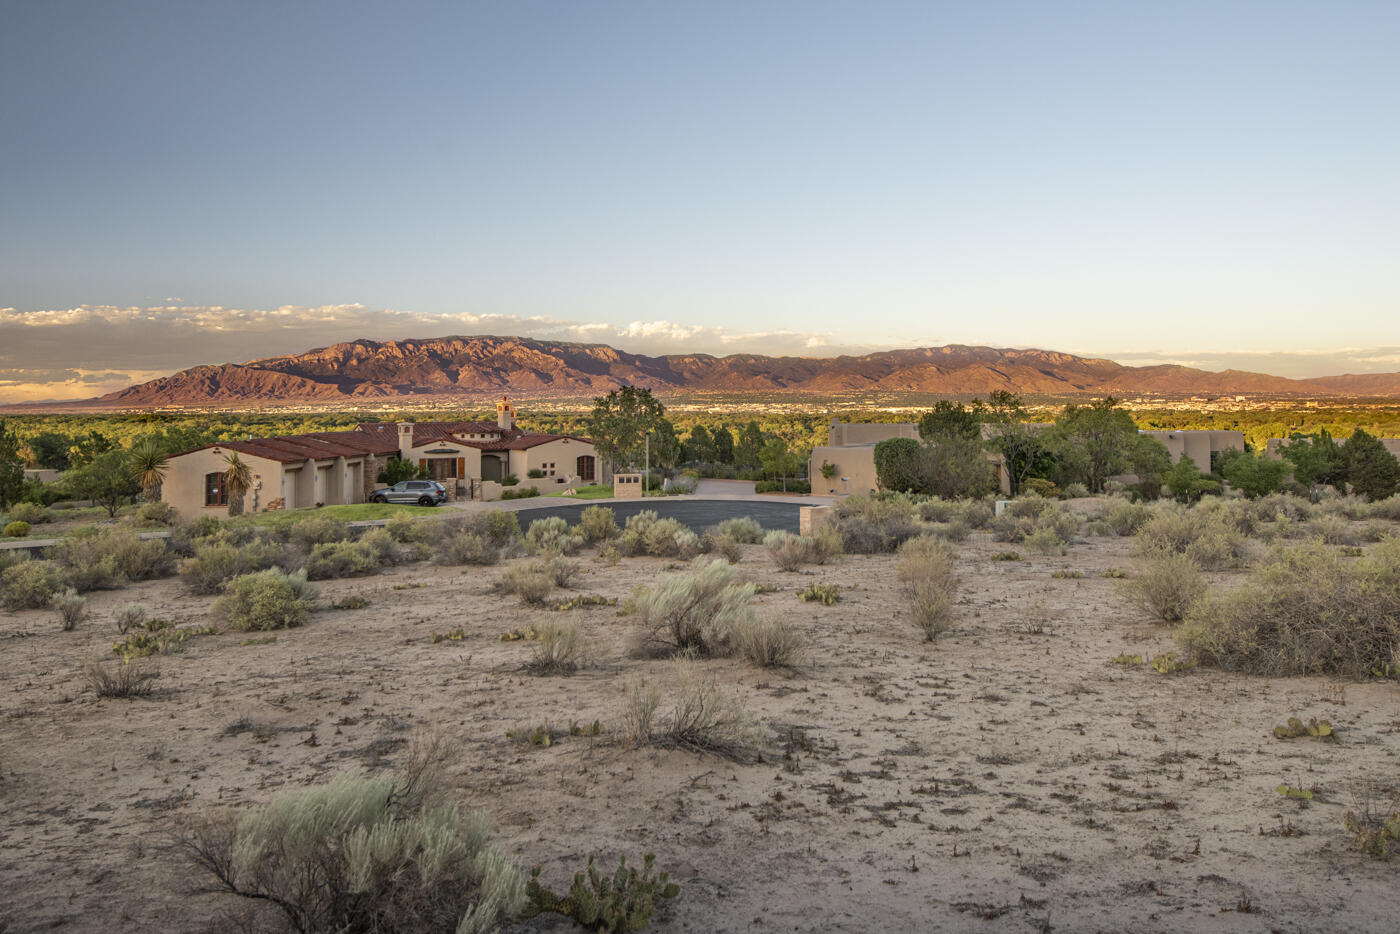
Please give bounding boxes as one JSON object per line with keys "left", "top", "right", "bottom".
{"left": 205, "top": 472, "right": 227, "bottom": 507}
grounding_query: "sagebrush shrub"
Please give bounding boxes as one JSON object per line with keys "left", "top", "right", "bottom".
{"left": 182, "top": 538, "right": 281, "bottom": 594}
{"left": 180, "top": 766, "right": 525, "bottom": 934}
{"left": 633, "top": 558, "right": 754, "bottom": 656}
{"left": 833, "top": 495, "right": 920, "bottom": 554}
{"left": 130, "top": 501, "right": 176, "bottom": 528}
{"left": 526, "top": 622, "right": 582, "bottom": 675}
{"left": 288, "top": 513, "right": 351, "bottom": 548}
{"left": 1133, "top": 506, "right": 1248, "bottom": 570}
{"left": 3, "top": 520, "right": 29, "bottom": 538}
{"left": 214, "top": 568, "right": 317, "bottom": 631}
{"left": 578, "top": 506, "right": 618, "bottom": 543}
{"left": 500, "top": 563, "right": 552, "bottom": 605}
{"left": 434, "top": 530, "right": 500, "bottom": 566}
{"left": 733, "top": 617, "right": 806, "bottom": 669}
{"left": 623, "top": 662, "right": 764, "bottom": 761}
{"left": 303, "top": 540, "right": 381, "bottom": 580}
{"left": 540, "top": 555, "right": 581, "bottom": 588}
{"left": 385, "top": 512, "right": 427, "bottom": 543}
{"left": 1123, "top": 554, "right": 1204, "bottom": 623}
{"left": 113, "top": 601, "right": 148, "bottom": 634}
{"left": 526, "top": 517, "right": 583, "bottom": 556}
{"left": 52, "top": 587, "right": 86, "bottom": 630}
{"left": 703, "top": 531, "right": 743, "bottom": 564}
{"left": 897, "top": 537, "right": 958, "bottom": 641}
{"left": 1, "top": 558, "right": 63, "bottom": 610}
{"left": 1177, "top": 541, "right": 1400, "bottom": 677}
{"left": 714, "top": 516, "right": 764, "bottom": 544}
{"left": 7, "top": 502, "right": 50, "bottom": 524}
{"left": 765, "top": 531, "right": 813, "bottom": 572}
{"left": 1104, "top": 501, "right": 1150, "bottom": 536}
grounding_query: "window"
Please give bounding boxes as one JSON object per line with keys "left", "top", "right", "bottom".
{"left": 204, "top": 472, "right": 227, "bottom": 507}
{"left": 577, "top": 456, "right": 596, "bottom": 482}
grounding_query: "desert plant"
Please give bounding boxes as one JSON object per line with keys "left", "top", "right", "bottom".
{"left": 111, "top": 618, "right": 213, "bottom": 661}
{"left": 385, "top": 511, "right": 429, "bottom": 543}
{"left": 434, "top": 530, "right": 500, "bottom": 567}
{"left": 1343, "top": 783, "right": 1400, "bottom": 857}
{"left": 289, "top": 512, "right": 352, "bottom": 548}
{"left": 213, "top": 568, "right": 317, "bottom": 632}
{"left": 897, "top": 537, "right": 958, "bottom": 641}
{"left": 526, "top": 621, "right": 582, "bottom": 675}
{"left": 632, "top": 558, "right": 754, "bottom": 656}
{"left": 832, "top": 495, "right": 920, "bottom": 554}
{"left": 303, "top": 539, "right": 381, "bottom": 580}
{"left": 1133, "top": 506, "right": 1248, "bottom": 570}
{"left": 798, "top": 582, "right": 840, "bottom": 605}
{"left": 113, "top": 601, "right": 148, "bottom": 634}
{"left": 765, "top": 530, "right": 813, "bottom": 572}
{"left": 732, "top": 617, "right": 806, "bottom": 670}
{"left": 579, "top": 505, "right": 619, "bottom": 543}
{"left": 222, "top": 451, "right": 253, "bottom": 517}
{"left": 524, "top": 853, "right": 679, "bottom": 932}
{"left": 526, "top": 516, "right": 584, "bottom": 556}
{"left": 622, "top": 662, "right": 764, "bottom": 761}
{"left": 1104, "top": 500, "right": 1150, "bottom": 536}
{"left": 714, "top": 516, "right": 764, "bottom": 544}
{"left": 84, "top": 658, "right": 157, "bottom": 698}
{"left": 7, "top": 501, "right": 50, "bottom": 524}
{"left": 4, "top": 520, "right": 30, "bottom": 538}
{"left": 702, "top": 530, "right": 743, "bottom": 564}
{"left": 500, "top": 563, "right": 553, "bottom": 605}
{"left": 1177, "top": 540, "right": 1400, "bottom": 677}
{"left": 52, "top": 587, "right": 86, "bottom": 630}
{"left": 541, "top": 555, "right": 582, "bottom": 588}
{"left": 181, "top": 538, "right": 281, "bottom": 594}
{"left": 178, "top": 763, "right": 525, "bottom": 934}
{"left": 1, "top": 558, "right": 63, "bottom": 609}
{"left": 130, "top": 500, "right": 176, "bottom": 528}
{"left": 1123, "top": 554, "right": 1204, "bottom": 623}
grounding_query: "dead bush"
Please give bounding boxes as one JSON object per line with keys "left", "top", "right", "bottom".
{"left": 622, "top": 662, "right": 764, "bottom": 761}
{"left": 897, "top": 537, "right": 958, "bottom": 640}
{"left": 733, "top": 617, "right": 806, "bottom": 670}
{"left": 499, "top": 563, "right": 553, "bottom": 605}
{"left": 1123, "top": 554, "right": 1204, "bottom": 623}
{"left": 1177, "top": 541, "right": 1400, "bottom": 677}
{"left": 526, "top": 621, "right": 582, "bottom": 675}
{"left": 541, "top": 555, "right": 582, "bottom": 588}
{"left": 84, "top": 658, "right": 158, "bottom": 698}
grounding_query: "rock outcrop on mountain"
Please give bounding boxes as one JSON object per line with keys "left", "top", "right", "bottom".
{"left": 73, "top": 335, "right": 1400, "bottom": 407}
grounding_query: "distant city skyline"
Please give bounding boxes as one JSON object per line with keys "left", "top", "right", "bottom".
{"left": 2, "top": 1, "right": 1398, "bottom": 400}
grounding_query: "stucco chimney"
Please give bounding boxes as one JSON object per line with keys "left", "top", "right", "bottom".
{"left": 397, "top": 422, "right": 414, "bottom": 460}
{"left": 496, "top": 397, "right": 514, "bottom": 430}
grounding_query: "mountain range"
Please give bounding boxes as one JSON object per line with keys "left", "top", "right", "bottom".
{"left": 53, "top": 336, "right": 1400, "bottom": 407}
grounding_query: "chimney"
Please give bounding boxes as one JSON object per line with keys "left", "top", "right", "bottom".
{"left": 496, "top": 397, "right": 514, "bottom": 431}
{"left": 397, "top": 422, "right": 414, "bottom": 460}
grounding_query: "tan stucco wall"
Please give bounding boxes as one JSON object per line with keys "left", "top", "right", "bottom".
{"left": 827, "top": 420, "right": 918, "bottom": 447}
{"left": 1141, "top": 430, "right": 1243, "bottom": 475}
{"left": 162, "top": 449, "right": 284, "bottom": 520}
{"left": 808, "top": 444, "right": 881, "bottom": 497}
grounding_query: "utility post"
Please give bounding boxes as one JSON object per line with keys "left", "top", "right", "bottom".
{"left": 643, "top": 431, "right": 649, "bottom": 498}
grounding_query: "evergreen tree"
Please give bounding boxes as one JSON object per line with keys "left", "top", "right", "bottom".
{"left": 586, "top": 387, "right": 669, "bottom": 471}
{"left": 918, "top": 400, "right": 982, "bottom": 442}
{"left": 1341, "top": 429, "right": 1400, "bottom": 501}
{"left": 712, "top": 426, "right": 735, "bottom": 465}
{"left": 0, "top": 420, "right": 25, "bottom": 509}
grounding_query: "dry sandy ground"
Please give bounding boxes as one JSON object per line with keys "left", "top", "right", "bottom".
{"left": 2, "top": 528, "right": 1398, "bottom": 933}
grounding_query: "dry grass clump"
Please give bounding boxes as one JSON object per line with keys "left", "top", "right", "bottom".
{"left": 499, "top": 563, "right": 554, "bottom": 605}
{"left": 177, "top": 748, "right": 524, "bottom": 934}
{"left": 702, "top": 530, "right": 744, "bottom": 564}
{"left": 213, "top": 568, "right": 318, "bottom": 631}
{"left": 1308, "top": 514, "right": 1360, "bottom": 546}
{"left": 764, "top": 527, "right": 841, "bottom": 571}
{"left": 1104, "top": 500, "right": 1150, "bottom": 536}
{"left": 52, "top": 587, "right": 86, "bottom": 630}
{"left": 897, "top": 537, "right": 959, "bottom": 641}
{"left": 623, "top": 662, "right": 765, "bottom": 761}
{"left": 578, "top": 505, "right": 618, "bottom": 543}
{"left": 732, "top": 617, "right": 806, "bottom": 670}
{"left": 1, "top": 558, "right": 63, "bottom": 610}
{"left": 526, "top": 621, "right": 583, "bottom": 675}
{"left": 1132, "top": 505, "right": 1248, "bottom": 570}
{"left": 1366, "top": 497, "right": 1400, "bottom": 521}
{"left": 1122, "top": 554, "right": 1204, "bottom": 623}
{"left": 990, "top": 499, "right": 1078, "bottom": 548}
{"left": 540, "top": 555, "right": 582, "bottom": 588}
{"left": 1177, "top": 540, "right": 1400, "bottom": 678}
{"left": 632, "top": 558, "right": 754, "bottom": 657}
{"left": 84, "top": 658, "right": 158, "bottom": 698}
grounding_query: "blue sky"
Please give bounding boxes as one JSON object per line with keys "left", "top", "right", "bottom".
{"left": 2, "top": 1, "right": 1398, "bottom": 399}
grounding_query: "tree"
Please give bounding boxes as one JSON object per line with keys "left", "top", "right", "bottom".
{"left": 378, "top": 457, "right": 429, "bottom": 485}
{"left": 873, "top": 438, "right": 923, "bottom": 492}
{"left": 683, "top": 425, "right": 716, "bottom": 464}
{"left": 25, "top": 431, "right": 73, "bottom": 470}
{"left": 712, "top": 426, "right": 735, "bottom": 465}
{"left": 0, "top": 420, "right": 25, "bottom": 510}
{"left": 918, "top": 401, "right": 982, "bottom": 443}
{"left": 1164, "top": 453, "right": 1219, "bottom": 503}
{"left": 758, "top": 437, "right": 789, "bottom": 480}
{"left": 1279, "top": 430, "right": 1344, "bottom": 489}
{"left": 733, "top": 421, "right": 764, "bottom": 471}
{"left": 1341, "top": 429, "right": 1400, "bottom": 501}
{"left": 128, "top": 436, "right": 169, "bottom": 503}
{"left": 68, "top": 430, "right": 114, "bottom": 467}
{"left": 1219, "top": 450, "right": 1291, "bottom": 498}
{"left": 223, "top": 452, "right": 254, "bottom": 517}
{"left": 1053, "top": 398, "right": 1140, "bottom": 493}
{"left": 1130, "top": 435, "right": 1172, "bottom": 500}
{"left": 982, "top": 391, "right": 1051, "bottom": 495}
{"left": 586, "top": 387, "right": 669, "bottom": 471}
{"left": 650, "top": 420, "right": 682, "bottom": 472}
{"left": 63, "top": 449, "right": 139, "bottom": 516}
{"left": 915, "top": 436, "right": 996, "bottom": 499}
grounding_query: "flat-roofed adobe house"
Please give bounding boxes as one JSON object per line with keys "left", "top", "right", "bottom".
{"left": 161, "top": 398, "right": 604, "bottom": 519}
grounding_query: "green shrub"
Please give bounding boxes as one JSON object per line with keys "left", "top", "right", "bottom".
{"left": 130, "top": 501, "right": 176, "bottom": 527}
{"left": 214, "top": 568, "right": 318, "bottom": 631}
{"left": 1123, "top": 554, "right": 1204, "bottom": 623}
{"left": 642, "top": 517, "right": 696, "bottom": 558}
{"left": 385, "top": 512, "right": 429, "bottom": 543}
{"left": 799, "top": 582, "right": 840, "bottom": 605}
{"left": 182, "top": 538, "right": 281, "bottom": 594}
{"left": 500, "top": 487, "right": 541, "bottom": 500}
{"left": 4, "top": 520, "right": 30, "bottom": 538}
{"left": 833, "top": 495, "right": 920, "bottom": 554}
{"left": 579, "top": 506, "right": 618, "bottom": 543}
{"left": 633, "top": 558, "right": 754, "bottom": 657}
{"left": 764, "top": 530, "right": 813, "bottom": 572}
{"left": 288, "top": 512, "right": 351, "bottom": 548}
{"left": 502, "top": 472, "right": 519, "bottom": 486}
{"left": 1177, "top": 541, "right": 1400, "bottom": 677}
{"left": 180, "top": 767, "right": 525, "bottom": 934}
{"left": 527, "top": 468, "right": 545, "bottom": 479}
{"left": 113, "top": 601, "right": 148, "bottom": 634}
{"left": 112, "top": 618, "right": 212, "bottom": 661}
{"left": 1133, "top": 506, "right": 1248, "bottom": 570}
{"left": 1, "top": 558, "right": 63, "bottom": 609}
{"left": 304, "top": 540, "right": 381, "bottom": 580}
{"left": 1104, "top": 501, "right": 1150, "bottom": 536}
{"left": 52, "top": 587, "right": 86, "bottom": 630}
{"left": 714, "top": 516, "right": 763, "bottom": 544}
{"left": 897, "top": 537, "right": 958, "bottom": 641}
{"left": 525, "top": 853, "right": 678, "bottom": 932}
{"left": 8, "top": 502, "right": 50, "bottom": 524}
{"left": 526, "top": 516, "right": 584, "bottom": 556}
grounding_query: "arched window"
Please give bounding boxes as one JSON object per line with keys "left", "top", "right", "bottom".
{"left": 576, "top": 455, "right": 595, "bottom": 482}
{"left": 205, "top": 472, "right": 227, "bottom": 506}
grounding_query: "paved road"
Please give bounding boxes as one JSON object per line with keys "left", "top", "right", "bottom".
{"left": 495, "top": 498, "right": 805, "bottom": 534}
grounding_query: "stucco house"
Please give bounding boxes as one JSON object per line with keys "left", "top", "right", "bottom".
{"left": 807, "top": 419, "right": 919, "bottom": 496}
{"left": 161, "top": 398, "right": 604, "bottom": 519}
{"left": 1140, "top": 429, "right": 1245, "bottom": 474}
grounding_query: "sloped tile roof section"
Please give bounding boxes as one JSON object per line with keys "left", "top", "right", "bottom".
{"left": 182, "top": 430, "right": 400, "bottom": 464}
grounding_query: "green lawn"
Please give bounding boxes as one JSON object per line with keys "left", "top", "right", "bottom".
{"left": 545, "top": 484, "right": 615, "bottom": 499}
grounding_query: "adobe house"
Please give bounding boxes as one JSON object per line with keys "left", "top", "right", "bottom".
{"left": 161, "top": 398, "right": 605, "bottom": 518}
{"left": 810, "top": 417, "right": 1013, "bottom": 497}
{"left": 1140, "top": 430, "right": 1244, "bottom": 474}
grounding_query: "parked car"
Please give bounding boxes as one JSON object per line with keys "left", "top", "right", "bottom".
{"left": 368, "top": 480, "right": 447, "bottom": 506}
